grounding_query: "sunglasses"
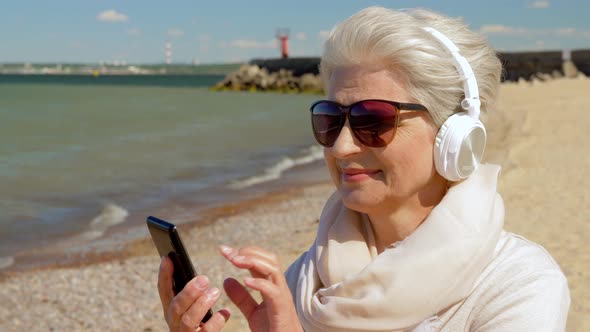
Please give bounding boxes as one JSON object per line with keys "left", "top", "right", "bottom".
{"left": 310, "top": 99, "right": 429, "bottom": 147}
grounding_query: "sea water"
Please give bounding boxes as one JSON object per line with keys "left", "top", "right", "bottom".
{"left": 0, "top": 75, "right": 327, "bottom": 269}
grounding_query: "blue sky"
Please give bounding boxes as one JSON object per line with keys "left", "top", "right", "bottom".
{"left": 1, "top": 0, "right": 589, "bottom": 64}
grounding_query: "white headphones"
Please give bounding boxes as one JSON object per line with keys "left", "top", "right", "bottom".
{"left": 423, "top": 27, "right": 486, "bottom": 181}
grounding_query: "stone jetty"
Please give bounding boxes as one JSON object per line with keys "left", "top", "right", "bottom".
{"left": 210, "top": 57, "right": 322, "bottom": 93}
{"left": 211, "top": 50, "right": 590, "bottom": 93}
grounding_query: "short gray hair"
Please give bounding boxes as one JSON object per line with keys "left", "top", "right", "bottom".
{"left": 320, "top": 7, "right": 502, "bottom": 127}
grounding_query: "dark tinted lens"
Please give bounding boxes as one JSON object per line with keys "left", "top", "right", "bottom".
{"left": 350, "top": 101, "right": 398, "bottom": 147}
{"left": 311, "top": 102, "right": 344, "bottom": 147}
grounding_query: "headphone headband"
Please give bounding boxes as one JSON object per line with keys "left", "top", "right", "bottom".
{"left": 422, "top": 27, "right": 481, "bottom": 120}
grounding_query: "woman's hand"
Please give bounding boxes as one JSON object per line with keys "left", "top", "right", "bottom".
{"left": 158, "top": 256, "right": 231, "bottom": 331}
{"left": 220, "top": 245, "right": 303, "bottom": 332}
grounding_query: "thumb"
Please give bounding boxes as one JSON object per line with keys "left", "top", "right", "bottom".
{"left": 223, "top": 278, "right": 258, "bottom": 319}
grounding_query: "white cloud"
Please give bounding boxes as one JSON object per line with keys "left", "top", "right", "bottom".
{"left": 167, "top": 29, "right": 184, "bottom": 37}
{"left": 555, "top": 28, "right": 576, "bottom": 36}
{"left": 229, "top": 39, "right": 277, "bottom": 49}
{"left": 318, "top": 30, "right": 331, "bottom": 40}
{"left": 295, "top": 32, "right": 307, "bottom": 41}
{"left": 127, "top": 28, "right": 141, "bottom": 36}
{"left": 198, "top": 34, "right": 211, "bottom": 42}
{"left": 479, "top": 25, "right": 529, "bottom": 36}
{"left": 480, "top": 25, "right": 590, "bottom": 38}
{"left": 527, "top": 0, "right": 550, "bottom": 9}
{"left": 96, "top": 9, "right": 128, "bottom": 23}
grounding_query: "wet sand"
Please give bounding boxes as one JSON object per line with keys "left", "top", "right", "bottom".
{"left": 0, "top": 77, "right": 588, "bottom": 331}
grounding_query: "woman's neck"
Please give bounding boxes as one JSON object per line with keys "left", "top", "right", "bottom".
{"left": 367, "top": 181, "right": 448, "bottom": 253}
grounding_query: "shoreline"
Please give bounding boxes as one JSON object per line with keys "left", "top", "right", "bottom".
{"left": 0, "top": 179, "right": 331, "bottom": 281}
{"left": 0, "top": 174, "right": 336, "bottom": 331}
{"left": 0, "top": 157, "right": 331, "bottom": 277}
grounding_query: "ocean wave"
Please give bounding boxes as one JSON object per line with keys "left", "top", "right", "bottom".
{"left": 90, "top": 203, "right": 129, "bottom": 228}
{"left": 81, "top": 203, "right": 129, "bottom": 240}
{"left": 0, "top": 256, "right": 14, "bottom": 270}
{"left": 230, "top": 145, "right": 324, "bottom": 189}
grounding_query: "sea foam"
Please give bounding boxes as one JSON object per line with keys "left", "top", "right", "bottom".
{"left": 230, "top": 145, "right": 324, "bottom": 189}
{"left": 0, "top": 256, "right": 14, "bottom": 269}
{"left": 80, "top": 203, "right": 129, "bottom": 240}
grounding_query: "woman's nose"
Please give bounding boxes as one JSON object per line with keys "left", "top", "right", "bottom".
{"left": 327, "top": 119, "right": 363, "bottom": 158}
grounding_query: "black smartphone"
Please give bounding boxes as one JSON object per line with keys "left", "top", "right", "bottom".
{"left": 146, "top": 215, "right": 213, "bottom": 323}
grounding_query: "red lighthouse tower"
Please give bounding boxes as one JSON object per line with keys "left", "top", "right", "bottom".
{"left": 276, "top": 28, "right": 290, "bottom": 58}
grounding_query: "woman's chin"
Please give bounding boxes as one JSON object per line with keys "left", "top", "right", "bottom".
{"left": 340, "top": 189, "right": 383, "bottom": 213}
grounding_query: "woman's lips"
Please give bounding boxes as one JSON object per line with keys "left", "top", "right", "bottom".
{"left": 341, "top": 168, "right": 381, "bottom": 182}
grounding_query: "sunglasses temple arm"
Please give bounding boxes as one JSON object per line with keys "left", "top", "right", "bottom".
{"left": 398, "top": 102, "right": 428, "bottom": 112}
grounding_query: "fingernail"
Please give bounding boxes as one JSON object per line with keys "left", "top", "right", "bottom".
{"left": 219, "top": 245, "right": 233, "bottom": 255}
{"left": 243, "top": 277, "right": 254, "bottom": 285}
{"left": 233, "top": 256, "right": 245, "bottom": 264}
{"left": 195, "top": 275, "right": 209, "bottom": 289}
{"left": 206, "top": 287, "right": 220, "bottom": 300}
{"left": 219, "top": 308, "right": 232, "bottom": 321}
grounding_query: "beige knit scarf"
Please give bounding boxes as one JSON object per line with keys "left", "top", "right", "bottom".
{"left": 285, "top": 164, "right": 504, "bottom": 331}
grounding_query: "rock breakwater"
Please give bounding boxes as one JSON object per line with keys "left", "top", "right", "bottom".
{"left": 210, "top": 57, "right": 322, "bottom": 93}
{"left": 211, "top": 50, "right": 589, "bottom": 93}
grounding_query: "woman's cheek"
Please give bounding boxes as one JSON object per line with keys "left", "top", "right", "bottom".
{"left": 324, "top": 150, "right": 342, "bottom": 188}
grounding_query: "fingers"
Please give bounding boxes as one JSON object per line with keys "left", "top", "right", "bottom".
{"left": 242, "top": 276, "right": 302, "bottom": 331}
{"left": 158, "top": 256, "right": 232, "bottom": 331}
{"left": 168, "top": 275, "right": 211, "bottom": 327}
{"left": 220, "top": 245, "right": 279, "bottom": 265}
{"left": 178, "top": 286, "right": 220, "bottom": 332}
{"left": 158, "top": 256, "right": 175, "bottom": 311}
{"left": 199, "top": 309, "right": 231, "bottom": 332}
{"left": 219, "top": 245, "right": 284, "bottom": 283}
{"left": 233, "top": 255, "right": 280, "bottom": 280}
{"left": 223, "top": 277, "right": 259, "bottom": 319}
{"left": 243, "top": 277, "right": 286, "bottom": 307}
{"left": 243, "top": 277, "right": 278, "bottom": 296}
{"left": 220, "top": 246, "right": 301, "bottom": 331}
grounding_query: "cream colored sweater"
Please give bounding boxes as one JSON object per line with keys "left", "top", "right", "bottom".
{"left": 434, "top": 230, "right": 570, "bottom": 331}
{"left": 287, "top": 230, "right": 570, "bottom": 331}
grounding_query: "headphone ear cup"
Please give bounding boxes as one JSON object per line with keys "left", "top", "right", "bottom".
{"left": 434, "top": 118, "right": 451, "bottom": 178}
{"left": 434, "top": 113, "right": 487, "bottom": 181}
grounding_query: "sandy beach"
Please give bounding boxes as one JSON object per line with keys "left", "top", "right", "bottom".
{"left": 1, "top": 77, "right": 588, "bottom": 331}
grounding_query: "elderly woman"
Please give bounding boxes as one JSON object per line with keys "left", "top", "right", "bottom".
{"left": 157, "top": 6, "right": 570, "bottom": 332}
